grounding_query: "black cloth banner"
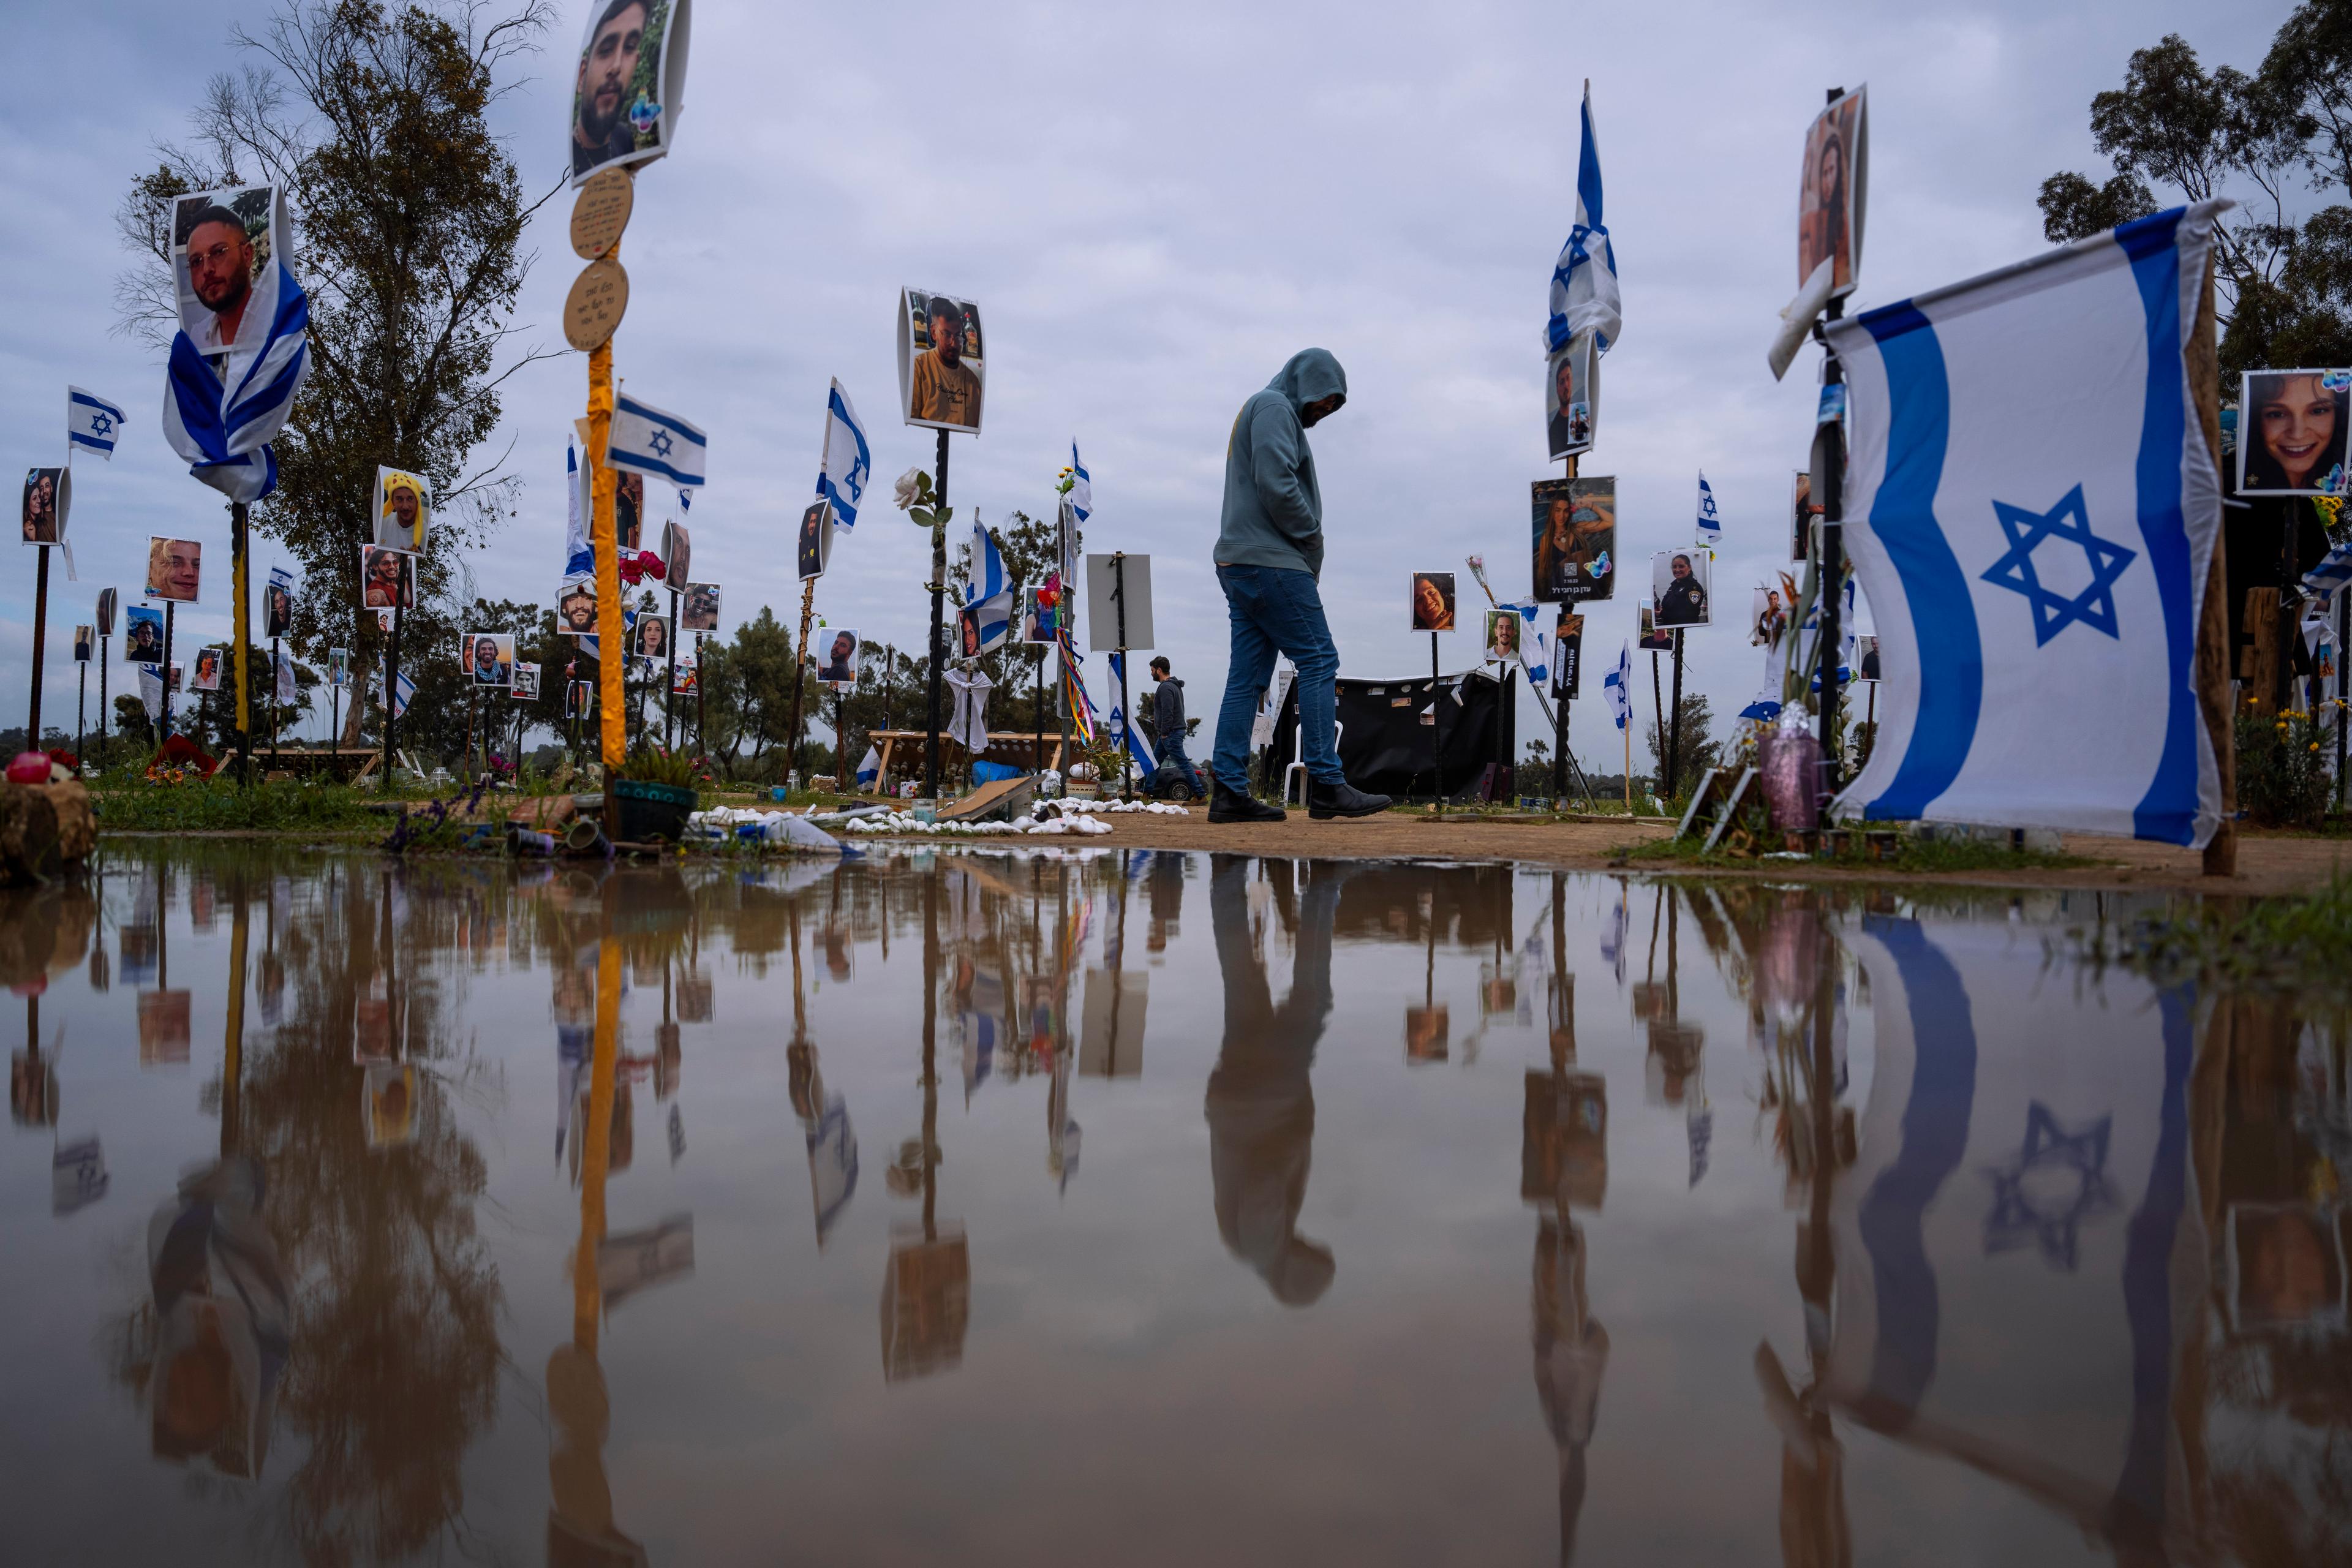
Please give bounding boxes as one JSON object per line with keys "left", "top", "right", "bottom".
{"left": 1261, "top": 668, "right": 1509, "bottom": 800}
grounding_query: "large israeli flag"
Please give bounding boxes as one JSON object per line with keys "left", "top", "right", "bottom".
{"left": 1828, "top": 203, "right": 2226, "bottom": 845}
{"left": 817, "top": 379, "right": 870, "bottom": 529}
{"left": 68, "top": 387, "right": 127, "bottom": 460}
{"left": 608, "top": 394, "right": 707, "bottom": 488}
{"left": 1546, "top": 81, "right": 1621, "bottom": 356}
{"left": 161, "top": 196, "right": 310, "bottom": 504}
{"left": 1829, "top": 915, "right": 2198, "bottom": 1547}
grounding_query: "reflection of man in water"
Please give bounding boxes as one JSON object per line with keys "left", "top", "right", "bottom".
{"left": 1532, "top": 1215, "right": 1608, "bottom": 1565}
{"left": 910, "top": 295, "right": 983, "bottom": 428}
{"left": 145, "top": 1156, "right": 292, "bottom": 1476}
{"left": 1658, "top": 554, "right": 1708, "bottom": 626}
{"left": 571, "top": 0, "right": 649, "bottom": 178}
{"left": 1205, "top": 854, "right": 1343, "bottom": 1306}
{"left": 183, "top": 205, "right": 257, "bottom": 350}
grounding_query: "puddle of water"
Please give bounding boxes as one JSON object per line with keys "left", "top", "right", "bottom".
{"left": 0, "top": 845, "right": 2331, "bottom": 1566}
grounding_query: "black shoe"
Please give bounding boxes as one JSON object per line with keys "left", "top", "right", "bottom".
{"left": 1308, "top": 778, "right": 1392, "bottom": 820}
{"left": 1210, "top": 782, "right": 1285, "bottom": 823}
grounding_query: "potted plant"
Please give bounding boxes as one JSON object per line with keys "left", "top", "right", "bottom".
{"left": 611, "top": 744, "right": 701, "bottom": 842}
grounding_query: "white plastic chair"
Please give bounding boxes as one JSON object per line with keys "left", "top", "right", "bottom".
{"left": 1282, "top": 719, "right": 1344, "bottom": 805}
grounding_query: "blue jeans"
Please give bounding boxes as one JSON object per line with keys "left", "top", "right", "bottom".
{"left": 1214, "top": 564, "right": 1342, "bottom": 793}
{"left": 1158, "top": 732, "right": 1204, "bottom": 791}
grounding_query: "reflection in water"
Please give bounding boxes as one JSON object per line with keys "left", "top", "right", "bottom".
{"left": 33, "top": 848, "right": 2352, "bottom": 1561}
{"left": 1207, "top": 856, "right": 1338, "bottom": 1307}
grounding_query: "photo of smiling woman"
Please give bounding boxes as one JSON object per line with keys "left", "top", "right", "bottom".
{"left": 2240, "top": 370, "right": 2352, "bottom": 496}
{"left": 21, "top": 467, "right": 66, "bottom": 545}
{"left": 1409, "top": 571, "right": 1456, "bottom": 633}
{"left": 146, "top": 537, "right": 203, "bottom": 603}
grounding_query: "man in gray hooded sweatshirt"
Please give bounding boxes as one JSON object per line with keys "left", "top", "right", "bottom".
{"left": 1208, "top": 349, "right": 1391, "bottom": 821}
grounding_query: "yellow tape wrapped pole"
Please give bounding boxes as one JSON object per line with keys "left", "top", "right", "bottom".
{"left": 589, "top": 331, "right": 624, "bottom": 837}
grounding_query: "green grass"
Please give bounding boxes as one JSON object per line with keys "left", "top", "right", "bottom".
{"left": 2095, "top": 876, "right": 2352, "bottom": 995}
{"left": 91, "top": 779, "right": 393, "bottom": 833}
{"left": 1618, "top": 826, "right": 2091, "bottom": 875}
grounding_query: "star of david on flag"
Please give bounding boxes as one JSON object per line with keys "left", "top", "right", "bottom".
{"left": 818, "top": 379, "right": 871, "bottom": 529}
{"left": 609, "top": 394, "right": 706, "bottom": 487}
{"left": 1980, "top": 485, "right": 2136, "bottom": 644}
{"left": 1825, "top": 202, "right": 2228, "bottom": 846}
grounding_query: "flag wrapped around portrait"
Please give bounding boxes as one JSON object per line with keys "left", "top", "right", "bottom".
{"left": 1826, "top": 202, "right": 2228, "bottom": 846}
{"left": 160, "top": 184, "right": 309, "bottom": 503}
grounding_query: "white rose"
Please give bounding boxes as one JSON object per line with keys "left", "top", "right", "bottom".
{"left": 893, "top": 467, "right": 926, "bottom": 509}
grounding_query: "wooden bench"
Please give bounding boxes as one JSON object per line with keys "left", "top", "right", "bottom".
{"left": 864, "top": 729, "right": 1065, "bottom": 793}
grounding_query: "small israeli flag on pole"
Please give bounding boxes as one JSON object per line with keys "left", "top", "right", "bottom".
{"left": 2303, "top": 543, "right": 2352, "bottom": 605}
{"left": 818, "top": 379, "right": 870, "bottom": 529}
{"left": 563, "top": 441, "right": 593, "bottom": 578}
{"left": 1696, "top": 470, "right": 1721, "bottom": 544}
{"left": 855, "top": 745, "right": 880, "bottom": 791}
{"left": 608, "top": 394, "right": 707, "bottom": 488}
{"left": 1069, "top": 441, "right": 1093, "bottom": 523}
{"left": 67, "top": 387, "right": 127, "bottom": 461}
{"left": 965, "top": 517, "right": 1007, "bottom": 606}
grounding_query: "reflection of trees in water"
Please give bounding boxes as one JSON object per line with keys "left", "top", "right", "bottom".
{"left": 107, "top": 851, "right": 507, "bottom": 1564}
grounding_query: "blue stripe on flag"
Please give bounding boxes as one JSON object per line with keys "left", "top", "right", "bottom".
{"left": 616, "top": 396, "right": 708, "bottom": 445}
{"left": 2117, "top": 209, "right": 2201, "bottom": 846}
{"left": 2111, "top": 984, "right": 2192, "bottom": 1536}
{"left": 1858, "top": 302, "right": 1983, "bottom": 822}
{"left": 1855, "top": 917, "right": 1977, "bottom": 1428}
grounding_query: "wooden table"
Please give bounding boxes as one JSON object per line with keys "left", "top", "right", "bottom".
{"left": 864, "top": 729, "right": 1064, "bottom": 793}
{"left": 258, "top": 747, "right": 386, "bottom": 782}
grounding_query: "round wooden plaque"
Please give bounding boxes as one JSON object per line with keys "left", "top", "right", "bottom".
{"left": 563, "top": 258, "right": 629, "bottom": 352}
{"left": 569, "top": 169, "right": 634, "bottom": 260}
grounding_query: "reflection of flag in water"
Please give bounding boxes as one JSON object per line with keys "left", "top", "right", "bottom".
{"left": 1826, "top": 916, "right": 2196, "bottom": 1545}
{"left": 806, "top": 1095, "right": 858, "bottom": 1246}
{"left": 1826, "top": 203, "right": 2226, "bottom": 845}
{"left": 556, "top": 1025, "right": 589, "bottom": 1160}
{"left": 957, "top": 964, "right": 1005, "bottom": 1102}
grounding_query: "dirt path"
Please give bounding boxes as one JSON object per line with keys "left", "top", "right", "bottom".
{"left": 1014, "top": 810, "right": 2352, "bottom": 895}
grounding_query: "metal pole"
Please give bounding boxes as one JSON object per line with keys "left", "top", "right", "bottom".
{"left": 270, "top": 635, "right": 281, "bottom": 765}
{"left": 99, "top": 635, "right": 108, "bottom": 774}
{"left": 76, "top": 661, "right": 85, "bottom": 777}
{"left": 27, "top": 545, "right": 48, "bottom": 752}
{"left": 162, "top": 600, "right": 175, "bottom": 741}
{"left": 835, "top": 685, "right": 847, "bottom": 790}
{"left": 1667, "top": 628, "right": 1686, "bottom": 803}
{"left": 330, "top": 676, "right": 341, "bottom": 776}
{"left": 925, "top": 428, "right": 950, "bottom": 801}
{"left": 2339, "top": 586, "right": 2349, "bottom": 810}
{"left": 665, "top": 584, "right": 679, "bottom": 749}
{"left": 1429, "top": 630, "right": 1442, "bottom": 807}
{"left": 1113, "top": 552, "right": 1131, "bottom": 799}
{"left": 1648, "top": 648, "right": 1662, "bottom": 802}
{"left": 386, "top": 599, "right": 403, "bottom": 787}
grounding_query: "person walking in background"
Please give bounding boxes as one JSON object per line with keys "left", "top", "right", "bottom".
{"left": 1147, "top": 656, "right": 1204, "bottom": 795}
{"left": 1208, "top": 349, "right": 1391, "bottom": 823}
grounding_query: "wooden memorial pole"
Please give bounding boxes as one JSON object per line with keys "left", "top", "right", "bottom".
{"left": 1667, "top": 627, "right": 1686, "bottom": 802}
{"left": 2189, "top": 255, "right": 2236, "bottom": 876}
{"left": 161, "top": 600, "right": 176, "bottom": 741}
{"left": 97, "top": 628, "right": 110, "bottom": 774}
{"left": 75, "top": 658, "right": 85, "bottom": 775}
{"left": 1648, "top": 647, "right": 1662, "bottom": 799}
{"left": 665, "top": 581, "right": 680, "bottom": 749}
{"left": 561, "top": 167, "right": 635, "bottom": 837}
{"left": 1428, "top": 630, "right": 1442, "bottom": 809}
{"left": 26, "top": 545, "right": 48, "bottom": 753}
{"left": 785, "top": 578, "right": 817, "bottom": 790}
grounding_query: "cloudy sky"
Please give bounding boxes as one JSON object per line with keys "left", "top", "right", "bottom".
{"left": 1, "top": 0, "right": 2293, "bottom": 775}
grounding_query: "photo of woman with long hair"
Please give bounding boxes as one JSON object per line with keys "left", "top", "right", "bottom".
{"left": 2240, "top": 370, "right": 2351, "bottom": 495}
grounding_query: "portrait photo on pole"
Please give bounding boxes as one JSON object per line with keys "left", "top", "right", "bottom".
{"left": 818, "top": 628, "right": 859, "bottom": 685}
{"left": 1020, "top": 586, "right": 1056, "bottom": 643}
{"left": 662, "top": 519, "right": 691, "bottom": 584}
{"left": 897, "top": 287, "right": 986, "bottom": 433}
{"left": 264, "top": 567, "right": 295, "bottom": 638}
{"left": 1638, "top": 601, "right": 1673, "bottom": 651}
{"left": 97, "top": 587, "right": 117, "bottom": 638}
{"left": 797, "top": 500, "right": 832, "bottom": 581}
{"left": 557, "top": 577, "right": 598, "bottom": 636}
{"left": 634, "top": 616, "right": 670, "bottom": 662}
{"left": 1651, "top": 549, "right": 1711, "bottom": 628}
{"left": 1531, "top": 477, "right": 1616, "bottom": 603}
{"left": 670, "top": 660, "right": 696, "bottom": 696}
{"left": 2237, "top": 370, "right": 2352, "bottom": 496}
{"left": 21, "top": 467, "right": 69, "bottom": 546}
{"left": 358, "top": 544, "right": 417, "bottom": 609}
{"left": 568, "top": 0, "right": 692, "bottom": 186}
{"left": 146, "top": 537, "right": 203, "bottom": 603}
{"left": 1796, "top": 86, "right": 1868, "bottom": 300}
{"left": 170, "top": 184, "right": 288, "bottom": 355}
{"left": 74, "top": 625, "right": 94, "bottom": 663}
{"left": 511, "top": 662, "right": 540, "bottom": 701}
{"left": 330, "top": 647, "right": 350, "bottom": 688}
{"left": 1544, "top": 330, "right": 1596, "bottom": 461}
{"left": 682, "top": 581, "right": 720, "bottom": 632}
{"left": 1484, "top": 610, "right": 1521, "bottom": 663}
{"left": 1751, "top": 584, "right": 1791, "bottom": 653}
{"left": 370, "top": 467, "right": 429, "bottom": 549}
{"left": 1409, "top": 571, "right": 1457, "bottom": 633}
{"left": 192, "top": 648, "right": 223, "bottom": 692}
{"left": 464, "top": 631, "right": 515, "bottom": 687}
{"left": 125, "top": 605, "right": 164, "bottom": 663}
{"left": 568, "top": 680, "right": 595, "bottom": 720}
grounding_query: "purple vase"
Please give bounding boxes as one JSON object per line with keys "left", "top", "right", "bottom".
{"left": 1760, "top": 720, "right": 1820, "bottom": 832}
